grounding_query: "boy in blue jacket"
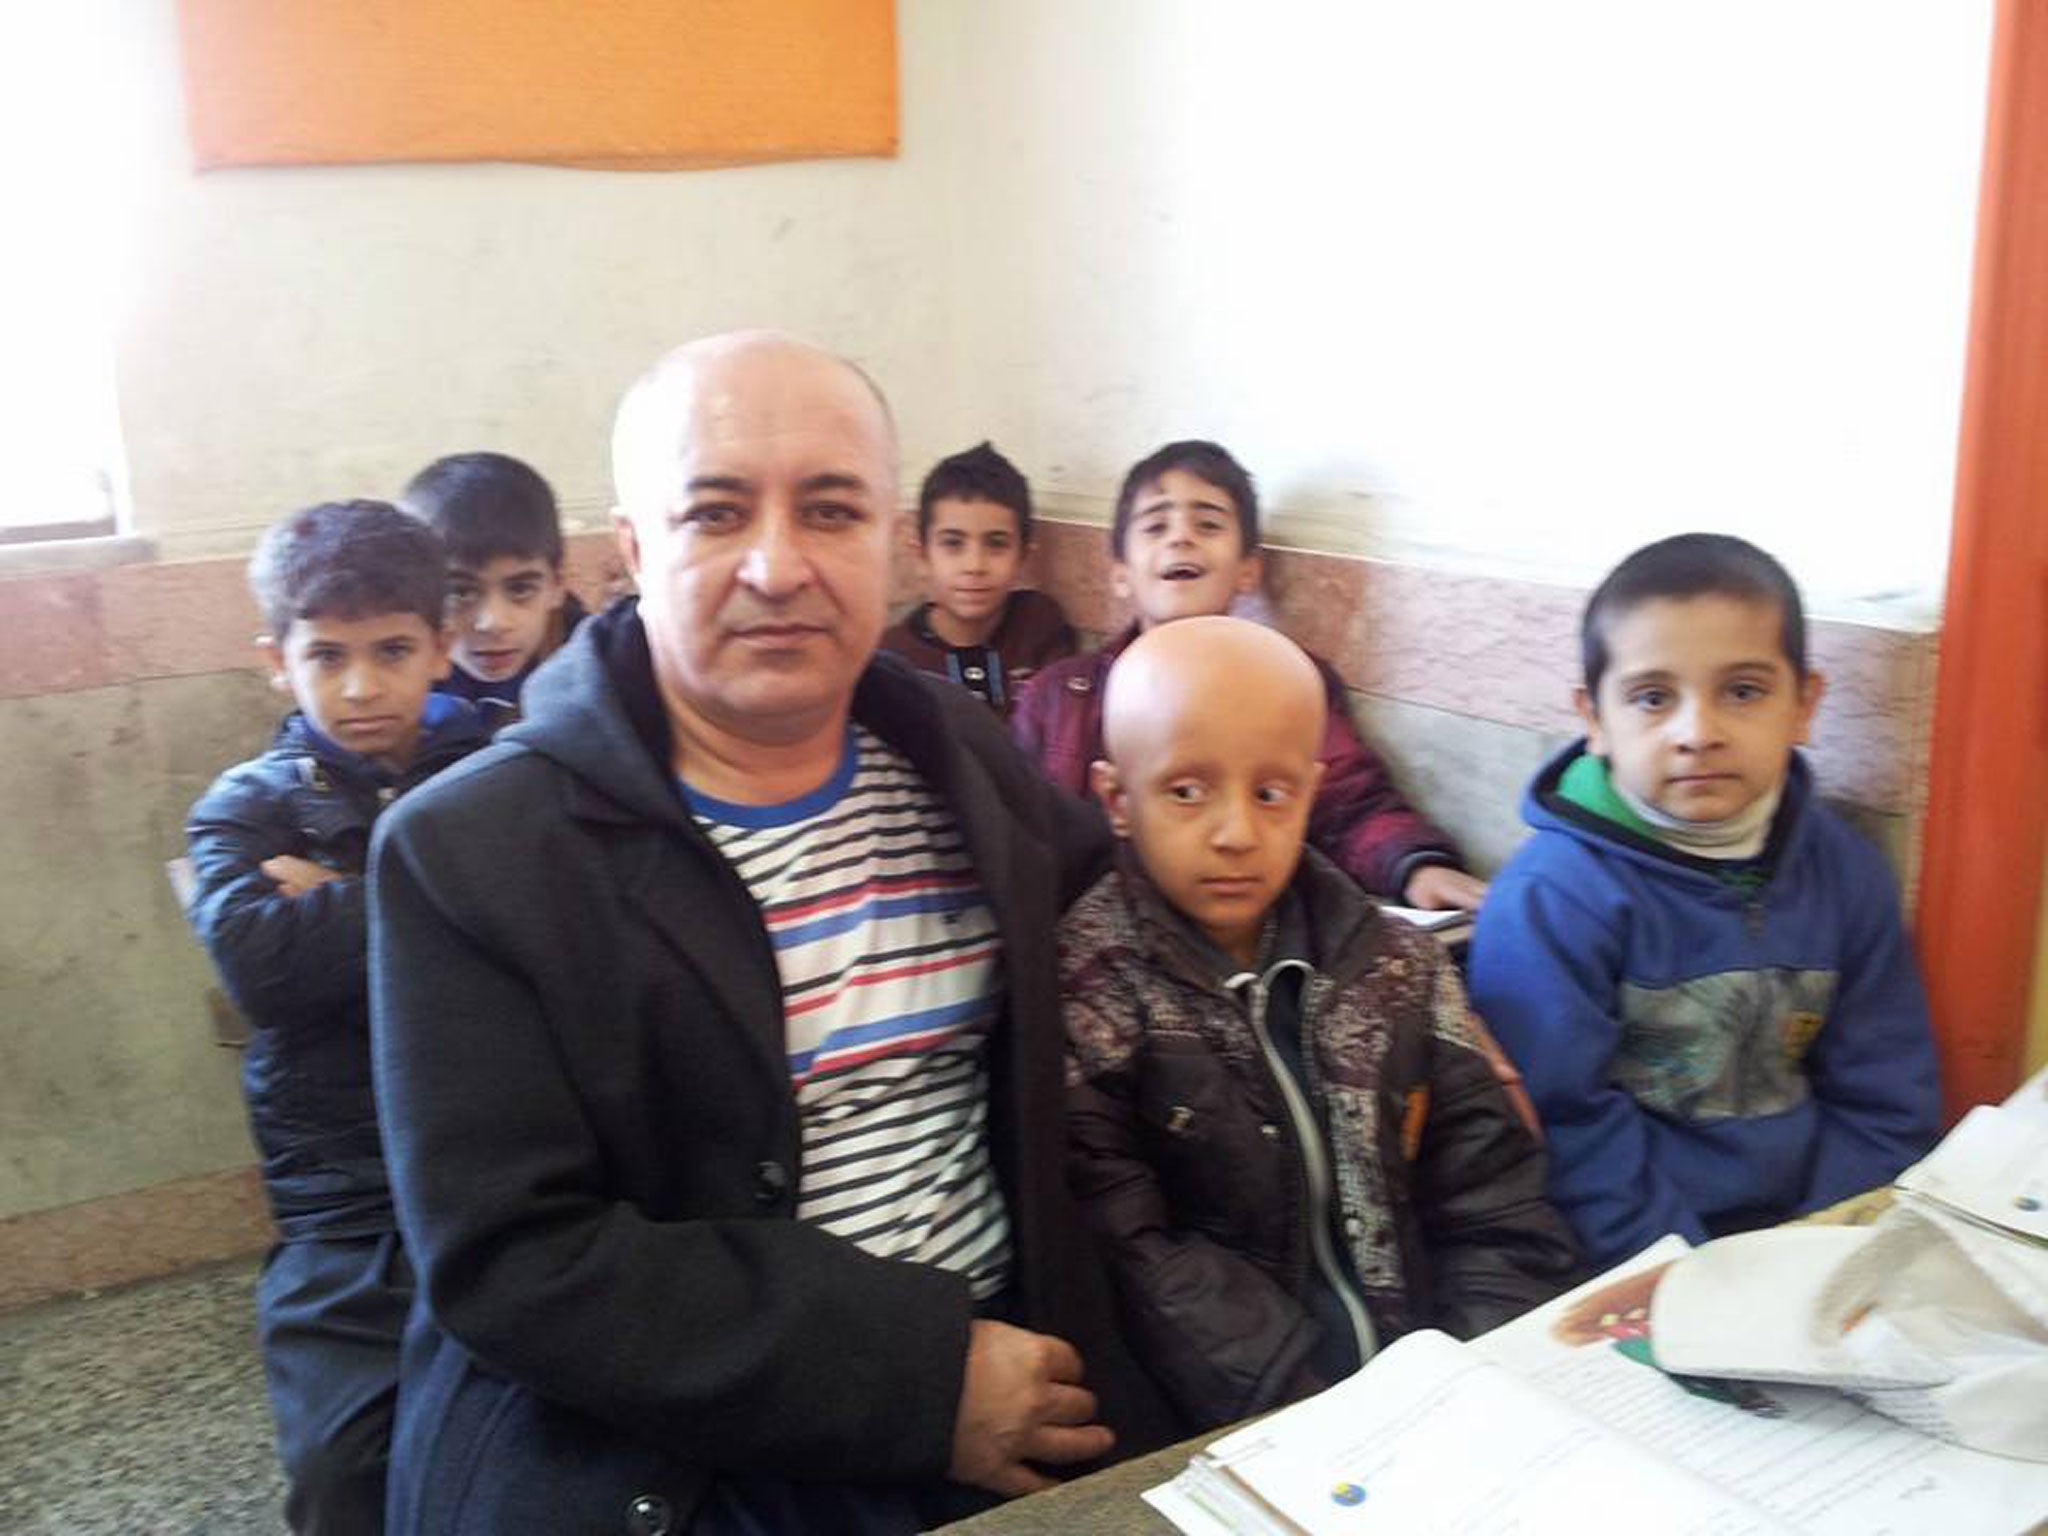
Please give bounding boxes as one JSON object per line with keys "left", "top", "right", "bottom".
{"left": 400, "top": 451, "right": 587, "bottom": 730}
{"left": 186, "top": 500, "right": 489, "bottom": 1533}
{"left": 1467, "top": 533, "right": 1940, "bottom": 1269}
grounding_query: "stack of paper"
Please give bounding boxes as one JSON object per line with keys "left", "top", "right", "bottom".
{"left": 1146, "top": 1238, "right": 2048, "bottom": 1535}
{"left": 1894, "top": 1069, "right": 2048, "bottom": 1247}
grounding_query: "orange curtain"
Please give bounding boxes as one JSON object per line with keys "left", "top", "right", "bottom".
{"left": 174, "top": 0, "right": 897, "bottom": 171}
{"left": 1916, "top": 0, "right": 2048, "bottom": 1116}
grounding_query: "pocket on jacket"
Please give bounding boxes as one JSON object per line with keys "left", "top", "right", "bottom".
{"left": 1135, "top": 1043, "right": 1286, "bottom": 1253}
{"left": 400, "top": 1354, "right": 700, "bottom": 1536}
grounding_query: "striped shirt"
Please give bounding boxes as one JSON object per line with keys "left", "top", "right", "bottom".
{"left": 685, "top": 726, "right": 1012, "bottom": 1299}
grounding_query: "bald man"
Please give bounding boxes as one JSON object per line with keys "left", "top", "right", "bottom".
{"left": 1063, "top": 617, "right": 1579, "bottom": 1436}
{"left": 370, "top": 333, "right": 1165, "bottom": 1535}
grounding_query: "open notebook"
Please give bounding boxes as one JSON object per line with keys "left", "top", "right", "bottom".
{"left": 1146, "top": 1237, "right": 2048, "bottom": 1535}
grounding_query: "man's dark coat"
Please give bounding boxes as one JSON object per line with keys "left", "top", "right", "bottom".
{"left": 370, "top": 603, "right": 1167, "bottom": 1534}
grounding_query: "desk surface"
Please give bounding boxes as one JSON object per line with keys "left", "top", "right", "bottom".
{"left": 934, "top": 1189, "right": 1901, "bottom": 1534}
{"left": 933, "top": 1433, "right": 1198, "bottom": 1535}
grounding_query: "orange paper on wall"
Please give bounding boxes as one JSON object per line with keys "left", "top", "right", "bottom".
{"left": 174, "top": 0, "right": 898, "bottom": 171}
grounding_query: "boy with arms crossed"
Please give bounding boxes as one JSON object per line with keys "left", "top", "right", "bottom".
{"left": 1467, "top": 534, "right": 1941, "bottom": 1268}
{"left": 185, "top": 501, "right": 489, "bottom": 1532}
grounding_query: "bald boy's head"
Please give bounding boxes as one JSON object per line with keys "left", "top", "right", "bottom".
{"left": 1094, "top": 616, "right": 1328, "bottom": 966}
{"left": 1102, "top": 615, "right": 1326, "bottom": 767}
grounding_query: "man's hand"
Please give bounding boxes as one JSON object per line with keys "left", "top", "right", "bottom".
{"left": 1403, "top": 865, "right": 1488, "bottom": 912}
{"left": 949, "top": 1319, "right": 1115, "bottom": 1498}
{"left": 261, "top": 855, "right": 341, "bottom": 898}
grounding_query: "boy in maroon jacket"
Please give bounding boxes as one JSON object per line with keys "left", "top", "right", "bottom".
{"left": 1013, "top": 440, "right": 1483, "bottom": 909}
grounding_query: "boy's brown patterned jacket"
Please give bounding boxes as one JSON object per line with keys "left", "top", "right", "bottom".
{"left": 1062, "top": 847, "right": 1581, "bottom": 1435}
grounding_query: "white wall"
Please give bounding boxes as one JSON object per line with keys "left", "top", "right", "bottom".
{"left": 942, "top": 2, "right": 1992, "bottom": 624}
{"left": 103, "top": 0, "right": 975, "bottom": 557}
{"left": 98, "top": 1, "right": 1988, "bottom": 621}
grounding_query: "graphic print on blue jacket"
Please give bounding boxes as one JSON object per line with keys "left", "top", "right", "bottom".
{"left": 185, "top": 694, "right": 489, "bottom": 1239}
{"left": 1465, "top": 742, "right": 1940, "bottom": 1268}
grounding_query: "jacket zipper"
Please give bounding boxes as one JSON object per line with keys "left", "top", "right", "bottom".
{"left": 1743, "top": 890, "right": 1767, "bottom": 938}
{"left": 1230, "top": 963, "right": 1379, "bottom": 1367}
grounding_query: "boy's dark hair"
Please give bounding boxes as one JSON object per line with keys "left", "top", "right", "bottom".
{"left": 916, "top": 441, "right": 1032, "bottom": 543}
{"left": 400, "top": 452, "right": 563, "bottom": 571}
{"left": 1111, "top": 440, "right": 1260, "bottom": 558}
{"left": 249, "top": 500, "right": 449, "bottom": 641}
{"left": 1581, "top": 533, "right": 1809, "bottom": 696}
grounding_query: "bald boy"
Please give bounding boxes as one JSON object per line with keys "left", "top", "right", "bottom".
{"left": 1060, "top": 617, "right": 1579, "bottom": 1435}
{"left": 1091, "top": 619, "right": 1329, "bottom": 966}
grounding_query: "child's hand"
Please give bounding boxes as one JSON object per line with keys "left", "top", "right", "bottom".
{"left": 1403, "top": 865, "right": 1488, "bottom": 911}
{"left": 260, "top": 855, "right": 340, "bottom": 898}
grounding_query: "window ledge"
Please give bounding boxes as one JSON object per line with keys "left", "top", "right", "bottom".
{"left": 0, "top": 533, "right": 157, "bottom": 578}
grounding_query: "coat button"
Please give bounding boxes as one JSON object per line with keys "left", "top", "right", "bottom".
{"left": 1258, "top": 1122, "right": 1281, "bottom": 1141}
{"left": 754, "top": 1160, "right": 788, "bottom": 1204}
{"left": 625, "top": 1493, "right": 674, "bottom": 1536}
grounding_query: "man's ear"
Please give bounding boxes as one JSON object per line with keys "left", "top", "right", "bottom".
{"left": 1573, "top": 685, "right": 1607, "bottom": 756}
{"left": 612, "top": 507, "right": 643, "bottom": 583}
{"left": 1089, "top": 759, "right": 1131, "bottom": 836}
{"left": 1232, "top": 550, "right": 1265, "bottom": 596}
{"left": 1794, "top": 669, "right": 1827, "bottom": 745}
{"left": 430, "top": 622, "right": 455, "bottom": 683}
